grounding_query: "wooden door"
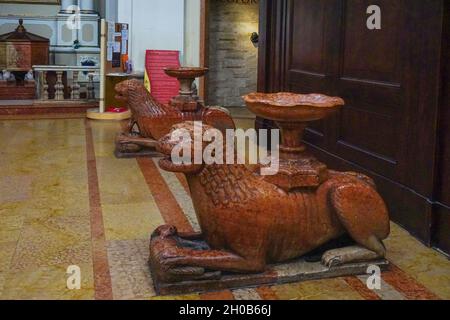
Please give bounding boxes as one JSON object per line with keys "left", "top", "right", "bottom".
{"left": 259, "top": 0, "right": 447, "bottom": 247}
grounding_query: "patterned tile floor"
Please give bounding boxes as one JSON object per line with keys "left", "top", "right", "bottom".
{"left": 0, "top": 116, "right": 449, "bottom": 300}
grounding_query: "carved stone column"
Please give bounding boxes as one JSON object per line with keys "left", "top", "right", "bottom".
{"left": 55, "top": 71, "right": 65, "bottom": 100}
{"left": 42, "top": 71, "right": 49, "bottom": 100}
{"left": 87, "top": 73, "right": 95, "bottom": 100}
{"left": 71, "top": 71, "right": 80, "bottom": 100}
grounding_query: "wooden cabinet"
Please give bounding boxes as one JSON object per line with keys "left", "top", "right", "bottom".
{"left": 0, "top": 19, "right": 49, "bottom": 100}
{"left": 258, "top": 0, "right": 450, "bottom": 255}
{"left": 0, "top": 19, "right": 49, "bottom": 71}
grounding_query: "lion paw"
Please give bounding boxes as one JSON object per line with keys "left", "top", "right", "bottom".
{"left": 116, "top": 133, "right": 132, "bottom": 144}
{"left": 321, "top": 249, "right": 344, "bottom": 268}
{"left": 321, "top": 246, "right": 382, "bottom": 268}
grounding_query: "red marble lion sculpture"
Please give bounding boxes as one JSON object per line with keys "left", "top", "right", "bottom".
{"left": 114, "top": 79, "right": 235, "bottom": 157}
{"left": 149, "top": 121, "right": 390, "bottom": 283}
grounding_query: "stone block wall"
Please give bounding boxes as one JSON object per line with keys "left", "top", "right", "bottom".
{"left": 208, "top": 0, "right": 259, "bottom": 107}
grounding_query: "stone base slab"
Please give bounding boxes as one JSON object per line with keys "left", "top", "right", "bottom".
{"left": 150, "top": 258, "right": 389, "bottom": 296}
{"left": 114, "top": 147, "right": 162, "bottom": 159}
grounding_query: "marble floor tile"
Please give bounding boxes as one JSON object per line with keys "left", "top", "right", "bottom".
{"left": 0, "top": 175, "right": 32, "bottom": 203}
{"left": 96, "top": 157, "right": 155, "bottom": 206}
{"left": 272, "top": 278, "right": 365, "bottom": 300}
{"left": 0, "top": 264, "right": 94, "bottom": 300}
{"left": 232, "top": 288, "right": 262, "bottom": 300}
{"left": 386, "top": 223, "right": 450, "bottom": 299}
{"left": 0, "top": 272, "right": 5, "bottom": 297}
{"left": 107, "top": 239, "right": 157, "bottom": 300}
{"left": 11, "top": 215, "right": 92, "bottom": 270}
{"left": 0, "top": 209, "right": 24, "bottom": 243}
{"left": 90, "top": 121, "right": 121, "bottom": 158}
{"left": 0, "top": 242, "right": 17, "bottom": 273}
{"left": 150, "top": 294, "right": 201, "bottom": 300}
{"left": 102, "top": 202, "right": 164, "bottom": 241}
{"left": 357, "top": 275, "right": 406, "bottom": 300}
{"left": 200, "top": 290, "right": 235, "bottom": 300}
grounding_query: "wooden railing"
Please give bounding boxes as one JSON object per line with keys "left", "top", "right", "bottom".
{"left": 33, "top": 65, "right": 100, "bottom": 102}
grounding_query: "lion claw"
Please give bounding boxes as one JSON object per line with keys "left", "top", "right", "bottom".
{"left": 322, "top": 250, "right": 343, "bottom": 268}
{"left": 116, "top": 133, "right": 130, "bottom": 144}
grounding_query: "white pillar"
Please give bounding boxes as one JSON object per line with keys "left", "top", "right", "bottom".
{"left": 60, "top": 0, "right": 76, "bottom": 13}
{"left": 80, "top": 0, "right": 96, "bottom": 13}
{"left": 105, "top": 0, "right": 118, "bottom": 22}
{"left": 184, "top": 0, "right": 201, "bottom": 67}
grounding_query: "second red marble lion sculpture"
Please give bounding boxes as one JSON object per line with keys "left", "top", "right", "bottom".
{"left": 114, "top": 79, "right": 235, "bottom": 156}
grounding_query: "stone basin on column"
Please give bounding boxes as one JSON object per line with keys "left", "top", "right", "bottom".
{"left": 244, "top": 92, "right": 345, "bottom": 191}
{"left": 164, "top": 67, "right": 208, "bottom": 112}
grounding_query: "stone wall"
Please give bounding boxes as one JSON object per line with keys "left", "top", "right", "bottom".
{"left": 208, "top": 0, "right": 259, "bottom": 107}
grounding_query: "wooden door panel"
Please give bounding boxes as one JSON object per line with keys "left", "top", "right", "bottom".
{"left": 333, "top": 0, "right": 406, "bottom": 179}
{"left": 289, "top": 0, "right": 327, "bottom": 73}
{"left": 338, "top": 108, "right": 398, "bottom": 167}
{"left": 436, "top": 2, "right": 450, "bottom": 207}
{"left": 259, "top": 0, "right": 447, "bottom": 254}
{"left": 335, "top": 80, "right": 402, "bottom": 176}
{"left": 286, "top": 0, "right": 341, "bottom": 148}
{"left": 288, "top": 71, "right": 330, "bottom": 94}
{"left": 287, "top": 0, "right": 340, "bottom": 87}
{"left": 337, "top": 79, "right": 401, "bottom": 116}
{"left": 341, "top": 0, "right": 402, "bottom": 84}
{"left": 266, "top": 0, "right": 443, "bottom": 187}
